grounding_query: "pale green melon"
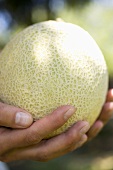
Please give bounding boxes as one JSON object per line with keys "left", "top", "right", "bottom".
{"left": 0, "top": 20, "right": 108, "bottom": 138}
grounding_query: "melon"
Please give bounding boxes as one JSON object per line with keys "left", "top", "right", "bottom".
{"left": 0, "top": 20, "right": 108, "bottom": 138}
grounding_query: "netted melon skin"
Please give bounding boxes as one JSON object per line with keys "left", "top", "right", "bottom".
{"left": 0, "top": 20, "right": 108, "bottom": 138}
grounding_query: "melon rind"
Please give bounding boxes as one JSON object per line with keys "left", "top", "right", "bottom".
{"left": 0, "top": 20, "right": 108, "bottom": 138}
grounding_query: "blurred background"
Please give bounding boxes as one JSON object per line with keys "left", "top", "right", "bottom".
{"left": 0, "top": 0, "right": 113, "bottom": 169}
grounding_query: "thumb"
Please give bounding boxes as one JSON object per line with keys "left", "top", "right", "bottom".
{"left": 0, "top": 102, "right": 33, "bottom": 128}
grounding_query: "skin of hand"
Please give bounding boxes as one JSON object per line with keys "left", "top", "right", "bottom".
{"left": 0, "top": 89, "right": 113, "bottom": 162}
{"left": 0, "top": 104, "right": 90, "bottom": 162}
{"left": 87, "top": 89, "right": 113, "bottom": 140}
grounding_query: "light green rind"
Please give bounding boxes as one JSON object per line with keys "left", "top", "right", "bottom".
{"left": 0, "top": 20, "right": 108, "bottom": 138}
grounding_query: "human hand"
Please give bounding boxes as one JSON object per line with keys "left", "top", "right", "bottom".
{"left": 0, "top": 105, "right": 90, "bottom": 162}
{"left": 0, "top": 89, "right": 113, "bottom": 162}
{"left": 87, "top": 89, "right": 113, "bottom": 140}
{"left": 0, "top": 102, "right": 33, "bottom": 128}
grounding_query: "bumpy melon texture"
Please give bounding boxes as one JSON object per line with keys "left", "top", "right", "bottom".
{"left": 0, "top": 20, "right": 108, "bottom": 138}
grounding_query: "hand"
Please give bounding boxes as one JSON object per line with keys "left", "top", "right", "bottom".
{"left": 0, "top": 104, "right": 90, "bottom": 162}
{"left": 1, "top": 88, "right": 112, "bottom": 163}
{"left": 87, "top": 89, "right": 113, "bottom": 140}
{"left": 0, "top": 102, "right": 33, "bottom": 128}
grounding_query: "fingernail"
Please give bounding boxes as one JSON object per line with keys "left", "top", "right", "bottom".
{"left": 80, "top": 122, "right": 90, "bottom": 135}
{"left": 64, "top": 107, "right": 76, "bottom": 120}
{"left": 15, "top": 112, "right": 33, "bottom": 127}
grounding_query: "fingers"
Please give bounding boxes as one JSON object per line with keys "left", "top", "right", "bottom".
{"left": 98, "top": 102, "right": 113, "bottom": 124}
{"left": 87, "top": 89, "right": 113, "bottom": 140}
{"left": 1, "top": 121, "right": 90, "bottom": 162}
{"left": 20, "top": 105, "right": 76, "bottom": 146}
{"left": 0, "top": 102, "right": 33, "bottom": 128}
{"left": 87, "top": 120, "right": 103, "bottom": 140}
{"left": 98, "top": 89, "right": 113, "bottom": 124}
{"left": 0, "top": 105, "right": 76, "bottom": 152}
{"left": 106, "top": 89, "right": 113, "bottom": 102}
{"left": 35, "top": 121, "right": 90, "bottom": 161}
{"left": 104, "top": 88, "right": 113, "bottom": 122}
{"left": 87, "top": 102, "right": 113, "bottom": 140}
{"left": 95, "top": 88, "right": 113, "bottom": 125}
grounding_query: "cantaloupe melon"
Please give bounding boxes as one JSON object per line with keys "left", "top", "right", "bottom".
{"left": 0, "top": 20, "right": 108, "bottom": 138}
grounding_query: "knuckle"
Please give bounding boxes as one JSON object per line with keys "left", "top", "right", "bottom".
{"left": 25, "top": 130, "right": 42, "bottom": 145}
{"left": 65, "top": 132, "right": 78, "bottom": 146}
{"left": 52, "top": 116, "right": 62, "bottom": 128}
{"left": 50, "top": 109, "right": 66, "bottom": 128}
{"left": 25, "top": 135, "right": 38, "bottom": 145}
{"left": 51, "top": 113, "right": 65, "bottom": 129}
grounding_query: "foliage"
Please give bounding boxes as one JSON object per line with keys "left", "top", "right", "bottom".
{"left": 0, "top": 0, "right": 92, "bottom": 26}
